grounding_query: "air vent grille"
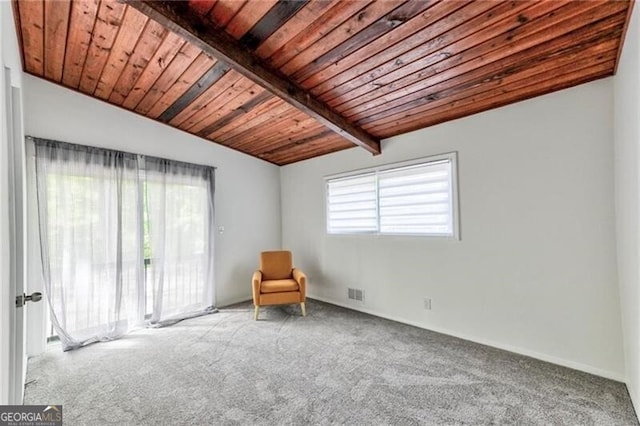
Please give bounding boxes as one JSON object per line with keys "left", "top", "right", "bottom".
{"left": 348, "top": 288, "right": 364, "bottom": 302}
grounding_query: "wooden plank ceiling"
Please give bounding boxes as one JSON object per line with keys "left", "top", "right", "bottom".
{"left": 13, "top": 0, "right": 633, "bottom": 165}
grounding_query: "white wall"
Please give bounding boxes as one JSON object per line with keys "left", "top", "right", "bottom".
{"left": 614, "top": 6, "right": 640, "bottom": 413}
{"left": 281, "top": 78, "right": 625, "bottom": 380}
{"left": 23, "top": 75, "right": 282, "bottom": 314}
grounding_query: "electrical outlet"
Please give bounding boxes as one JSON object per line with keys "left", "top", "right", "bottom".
{"left": 423, "top": 298, "right": 432, "bottom": 310}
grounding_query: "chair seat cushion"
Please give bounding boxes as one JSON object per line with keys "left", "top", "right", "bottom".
{"left": 260, "top": 279, "right": 299, "bottom": 294}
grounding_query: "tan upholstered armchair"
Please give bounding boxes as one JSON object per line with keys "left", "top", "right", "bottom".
{"left": 252, "top": 251, "right": 306, "bottom": 320}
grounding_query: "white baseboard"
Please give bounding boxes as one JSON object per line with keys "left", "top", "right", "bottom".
{"left": 308, "top": 293, "right": 626, "bottom": 383}
{"left": 626, "top": 383, "right": 639, "bottom": 419}
{"left": 216, "top": 296, "right": 252, "bottom": 308}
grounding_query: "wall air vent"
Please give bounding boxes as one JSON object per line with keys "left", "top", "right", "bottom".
{"left": 348, "top": 288, "right": 364, "bottom": 302}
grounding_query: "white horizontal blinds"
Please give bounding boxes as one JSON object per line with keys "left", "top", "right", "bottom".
{"left": 327, "top": 173, "right": 378, "bottom": 233}
{"left": 378, "top": 160, "right": 453, "bottom": 235}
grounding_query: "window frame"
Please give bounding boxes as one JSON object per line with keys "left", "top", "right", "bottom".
{"left": 325, "top": 152, "right": 460, "bottom": 239}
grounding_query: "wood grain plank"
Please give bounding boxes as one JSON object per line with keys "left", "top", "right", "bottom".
{"left": 298, "top": 0, "right": 459, "bottom": 89}
{"left": 237, "top": 121, "right": 330, "bottom": 153}
{"left": 146, "top": 52, "right": 216, "bottom": 119}
{"left": 224, "top": 108, "right": 311, "bottom": 145}
{"left": 236, "top": 115, "right": 326, "bottom": 148}
{"left": 125, "top": 0, "right": 381, "bottom": 154}
{"left": 15, "top": 0, "right": 627, "bottom": 166}
{"left": 18, "top": 0, "right": 44, "bottom": 75}
{"left": 157, "top": 60, "right": 230, "bottom": 122}
{"left": 291, "top": 0, "right": 432, "bottom": 83}
{"left": 347, "top": 16, "right": 625, "bottom": 124}
{"left": 338, "top": 17, "right": 569, "bottom": 112}
{"left": 271, "top": 139, "right": 353, "bottom": 165}
{"left": 323, "top": 0, "right": 600, "bottom": 107}
{"left": 188, "top": 0, "right": 218, "bottom": 17}
{"left": 184, "top": 83, "right": 268, "bottom": 133}
{"left": 279, "top": 0, "right": 403, "bottom": 76}
{"left": 230, "top": 114, "right": 321, "bottom": 150}
{"left": 239, "top": 0, "right": 309, "bottom": 50}
{"left": 134, "top": 42, "right": 202, "bottom": 115}
{"left": 246, "top": 129, "right": 341, "bottom": 163}
{"left": 94, "top": 6, "right": 148, "bottom": 99}
{"left": 208, "top": 0, "right": 247, "bottom": 28}
{"left": 255, "top": 0, "right": 340, "bottom": 59}
{"left": 78, "top": 1, "right": 127, "bottom": 94}
{"left": 43, "top": 0, "right": 71, "bottom": 82}
{"left": 304, "top": 0, "right": 480, "bottom": 94}
{"left": 169, "top": 69, "right": 245, "bottom": 127}
{"left": 335, "top": 0, "right": 594, "bottom": 112}
{"left": 211, "top": 103, "right": 300, "bottom": 142}
{"left": 195, "top": 91, "right": 273, "bottom": 137}
{"left": 219, "top": 107, "right": 307, "bottom": 145}
{"left": 373, "top": 66, "right": 614, "bottom": 139}
{"left": 267, "top": 1, "right": 372, "bottom": 69}
{"left": 11, "top": 0, "right": 26, "bottom": 71}
{"left": 266, "top": 134, "right": 352, "bottom": 165}
{"left": 311, "top": 0, "right": 530, "bottom": 99}
{"left": 122, "top": 31, "right": 186, "bottom": 109}
{"left": 256, "top": 129, "right": 334, "bottom": 157}
{"left": 109, "top": 19, "right": 168, "bottom": 104}
{"left": 205, "top": 95, "right": 284, "bottom": 139}
{"left": 225, "top": 0, "right": 278, "bottom": 39}
{"left": 367, "top": 61, "right": 615, "bottom": 138}
{"left": 359, "top": 36, "right": 620, "bottom": 127}
{"left": 62, "top": 0, "right": 99, "bottom": 88}
{"left": 336, "top": 1, "right": 623, "bottom": 117}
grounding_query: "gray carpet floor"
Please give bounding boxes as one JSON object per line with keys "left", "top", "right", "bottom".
{"left": 24, "top": 299, "right": 638, "bottom": 425}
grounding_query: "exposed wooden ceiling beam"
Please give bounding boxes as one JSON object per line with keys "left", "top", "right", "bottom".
{"left": 121, "top": 0, "right": 381, "bottom": 155}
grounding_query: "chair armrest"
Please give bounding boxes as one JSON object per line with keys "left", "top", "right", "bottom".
{"left": 252, "top": 271, "right": 262, "bottom": 305}
{"left": 292, "top": 268, "right": 306, "bottom": 300}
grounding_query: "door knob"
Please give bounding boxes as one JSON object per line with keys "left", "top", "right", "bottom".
{"left": 25, "top": 292, "right": 42, "bottom": 303}
{"left": 16, "top": 292, "right": 43, "bottom": 308}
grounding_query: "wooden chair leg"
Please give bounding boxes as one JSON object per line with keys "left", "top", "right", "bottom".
{"left": 254, "top": 305, "right": 259, "bottom": 320}
{"left": 300, "top": 302, "right": 306, "bottom": 317}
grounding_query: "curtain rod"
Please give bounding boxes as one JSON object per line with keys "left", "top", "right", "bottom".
{"left": 25, "top": 135, "right": 218, "bottom": 170}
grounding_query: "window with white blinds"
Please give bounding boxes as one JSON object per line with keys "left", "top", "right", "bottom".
{"left": 326, "top": 153, "right": 458, "bottom": 237}
{"left": 326, "top": 173, "right": 378, "bottom": 234}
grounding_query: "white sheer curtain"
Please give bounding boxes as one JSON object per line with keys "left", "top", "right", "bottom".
{"left": 144, "top": 157, "right": 215, "bottom": 324}
{"left": 34, "top": 139, "right": 144, "bottom": 351}
{"left": 34, "top": 139, "right": 216, "bottom": 349}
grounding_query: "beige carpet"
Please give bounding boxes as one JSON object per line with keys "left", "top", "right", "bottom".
{"left": 24, "top": 299, "right": 638, "bottom": 425}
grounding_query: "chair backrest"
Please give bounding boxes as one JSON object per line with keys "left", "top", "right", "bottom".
{"left": 260, "top": 251, "right": 293, "bottom": 280}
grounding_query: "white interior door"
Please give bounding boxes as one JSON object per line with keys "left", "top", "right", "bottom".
{"left": 6, "top": 69, "right": 27, "bottom": 405}
{"left": 0, "top": 67, "right": 10, "bottom": 405}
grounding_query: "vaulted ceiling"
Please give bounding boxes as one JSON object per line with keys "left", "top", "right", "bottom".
{"left": 12, "top": 0, "right": 634, "bottom": 165}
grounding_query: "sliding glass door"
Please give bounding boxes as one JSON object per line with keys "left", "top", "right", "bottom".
{"left": 35, "top": 141, "right": 143, "bottom": 350}
{"left": 34, "top": 139, "right": 215, "bottom": 350}
{"left": 144, "top": 157, "right": 215, "bottom": 324}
